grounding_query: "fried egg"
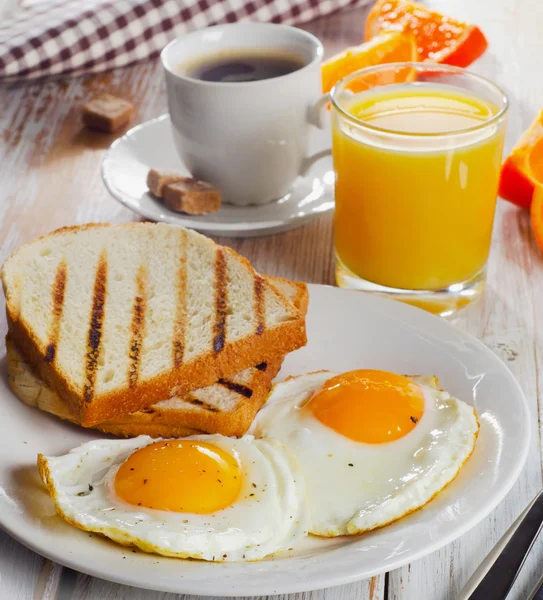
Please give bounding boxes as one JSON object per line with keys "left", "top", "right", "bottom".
{"left": 38, "top": 434, "right": 307, "bottom": 561}
{"left": 250, "top": 370, "right": 479, "bottom": 537}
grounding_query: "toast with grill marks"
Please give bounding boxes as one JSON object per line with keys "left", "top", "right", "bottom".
{"left": 7, "top": 340, "right": 283, "bottom": 438}
{"left": 7, "top": 277, "right": 308, "bottom": 437}
{"left": 1, "top": 223, "right": 306, "bottom": 426}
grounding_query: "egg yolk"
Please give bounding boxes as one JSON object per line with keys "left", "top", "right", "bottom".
{"left": 307, "top": 370, "right": 425, "bottom": 444}
{"left": 114, "top": 441, "right": 242, "bottom": 513}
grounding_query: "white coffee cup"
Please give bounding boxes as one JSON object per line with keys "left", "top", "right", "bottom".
{"left": 161, "top": 23, "right": 327, "bottom": 206}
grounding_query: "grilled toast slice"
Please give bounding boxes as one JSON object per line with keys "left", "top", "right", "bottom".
{"left": 6, "top": 277, "right": 308, "bottom": 438}
{"left": 7, "top": 340, "right": 283, "bottom": 437}
{"left": 1, "top": 223, "right": 306, "bottom": 426}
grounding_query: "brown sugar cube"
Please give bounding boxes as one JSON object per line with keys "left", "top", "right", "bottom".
{"left": 162, "top": 178, "right": 222, "bottom": 215}
{"left": 146, "top": 169, "right": 185, "bottom": 197}
{"left": 82, "top": 94, "right": 134, "bottom": 133}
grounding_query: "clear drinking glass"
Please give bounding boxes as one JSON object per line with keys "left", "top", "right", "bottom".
{"left": 330, "top": 63, "right": 508, "bottom": 317}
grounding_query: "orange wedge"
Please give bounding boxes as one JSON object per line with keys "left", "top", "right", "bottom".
{"left": 365, "top": 0, "right": 488, "bottom": 68}
{"left": 531, "top": 186, "right": 543, "bottom": 252}
{"left": 322, "top": 31, "right": 417, "bottom": 93}
{"left": 499, "top": 109, "right": 543, "bottom": 209}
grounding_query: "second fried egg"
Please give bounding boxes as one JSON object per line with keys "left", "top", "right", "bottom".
{"left": 250, "top": 370, "right": 479, "bottom": 537}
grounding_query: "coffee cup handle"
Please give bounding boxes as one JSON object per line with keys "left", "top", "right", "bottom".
{"left": 299, "top": 94, "right": 331, "bottom": 176}
{"left": 308, "top": 93, "right": 331, "bottom": 129}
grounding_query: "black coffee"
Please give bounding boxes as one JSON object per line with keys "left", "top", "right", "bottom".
{"left": 185, "top": 51, "right": 306, "bottom": 83}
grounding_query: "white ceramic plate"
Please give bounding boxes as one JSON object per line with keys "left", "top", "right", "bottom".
{"left": 0, "top": 285, "right": 530, "bottom": 597}
{"left": 102, "top": 115, "right": 334, "bottom": 237}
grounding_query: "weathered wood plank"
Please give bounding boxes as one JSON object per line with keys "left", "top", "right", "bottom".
{"left": 0, "top": 529, "right": 44, "bottom": 599}
{"left": 66, "top": 574, "right": 385, "bottom": 600}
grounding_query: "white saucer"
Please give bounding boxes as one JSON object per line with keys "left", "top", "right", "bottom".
{"left": 102, "top": 115, "right": 334, "bottom": 237}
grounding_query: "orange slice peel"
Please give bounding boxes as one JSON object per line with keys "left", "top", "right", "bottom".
{"left": 499, "top": 109, "right": 543, "bottom": 210}
{"left": 321, "top": 31, "right": 417, "bottom": 93}
{"left": 530, "top": 186, "right": 543, "bottom": 253}
{"left": 365, "top": 0, "right": 488, "bottom": 68}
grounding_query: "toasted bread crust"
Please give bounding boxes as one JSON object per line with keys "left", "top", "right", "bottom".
{"left": 96, "top": 357, "right": 282, "bottom": 437}
{"left": 2, "top": 223, "right": 307, "bottom": 426}
{"left": 7, "top": 309, "right": 304, "bottom": 426}
{"left": 8, "top": 338, "right": 282, "bottom": 438}
{"left": 267, "top": 277, "right": 309, "bottom": 316}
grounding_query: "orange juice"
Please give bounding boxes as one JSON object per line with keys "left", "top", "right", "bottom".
{"left": 332, "top": 83, "right": 506, "bottom": 291}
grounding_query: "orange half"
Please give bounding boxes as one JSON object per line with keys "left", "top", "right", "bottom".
{"left": 321, "top": 31, "right": 417, "bottom": 93}
{"left": 365, "top": 0, "right": 488, "bottom": 68}
{"left": 499, "top": 109, "right": 543, "bottom": 210}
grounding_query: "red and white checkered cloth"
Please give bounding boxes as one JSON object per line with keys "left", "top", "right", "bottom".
{"left": 0, "top": 0, "right": 370, "bottom": 82}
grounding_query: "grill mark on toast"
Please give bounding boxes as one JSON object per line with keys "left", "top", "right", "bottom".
{"left": 218, "top": 379, "right": 253, "bottom": 399}
{"left": 172, "top": 228, "right": 187, "bottom": 367}
{"left": 254, "top": 275, "right": 265, "bottom": 335}
{"left": 128, "top": 265, "right": 147, "bottom": 388}
{"left": 45, "top": 261, "right": 67, "bottom": 363}
{"left": 84, "top": 252, "right": 107, "bottom": 403}
{"left": 213, "top": 248, "right": 228, "bottom": 353}
{"left": 255, "top": 362, "right": 267, "bottom": 371}
{"left": 44, "top": 345, "right": 55, "bottom": 363}
{"left": 186, "top": 396, "right": 220, "bottom": 412}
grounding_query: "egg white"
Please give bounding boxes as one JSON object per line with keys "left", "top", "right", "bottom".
{"left": 250, "top": 371, "right": 479, "bottom": 537}
{"left": 38, "top": 434, "right": 308, "bottom": 561}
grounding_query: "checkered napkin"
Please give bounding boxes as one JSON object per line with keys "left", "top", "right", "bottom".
{"left": 0, "top": 0, "right": 370, "bottom": 82}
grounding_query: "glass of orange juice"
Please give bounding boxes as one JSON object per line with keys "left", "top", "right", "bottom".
{"left": 331, "top": 63, "right": 508, "bottom": 317}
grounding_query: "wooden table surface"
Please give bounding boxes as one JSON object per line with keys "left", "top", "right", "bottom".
{"left": 1, "top": 1, "right": 543, "bottom": 599}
